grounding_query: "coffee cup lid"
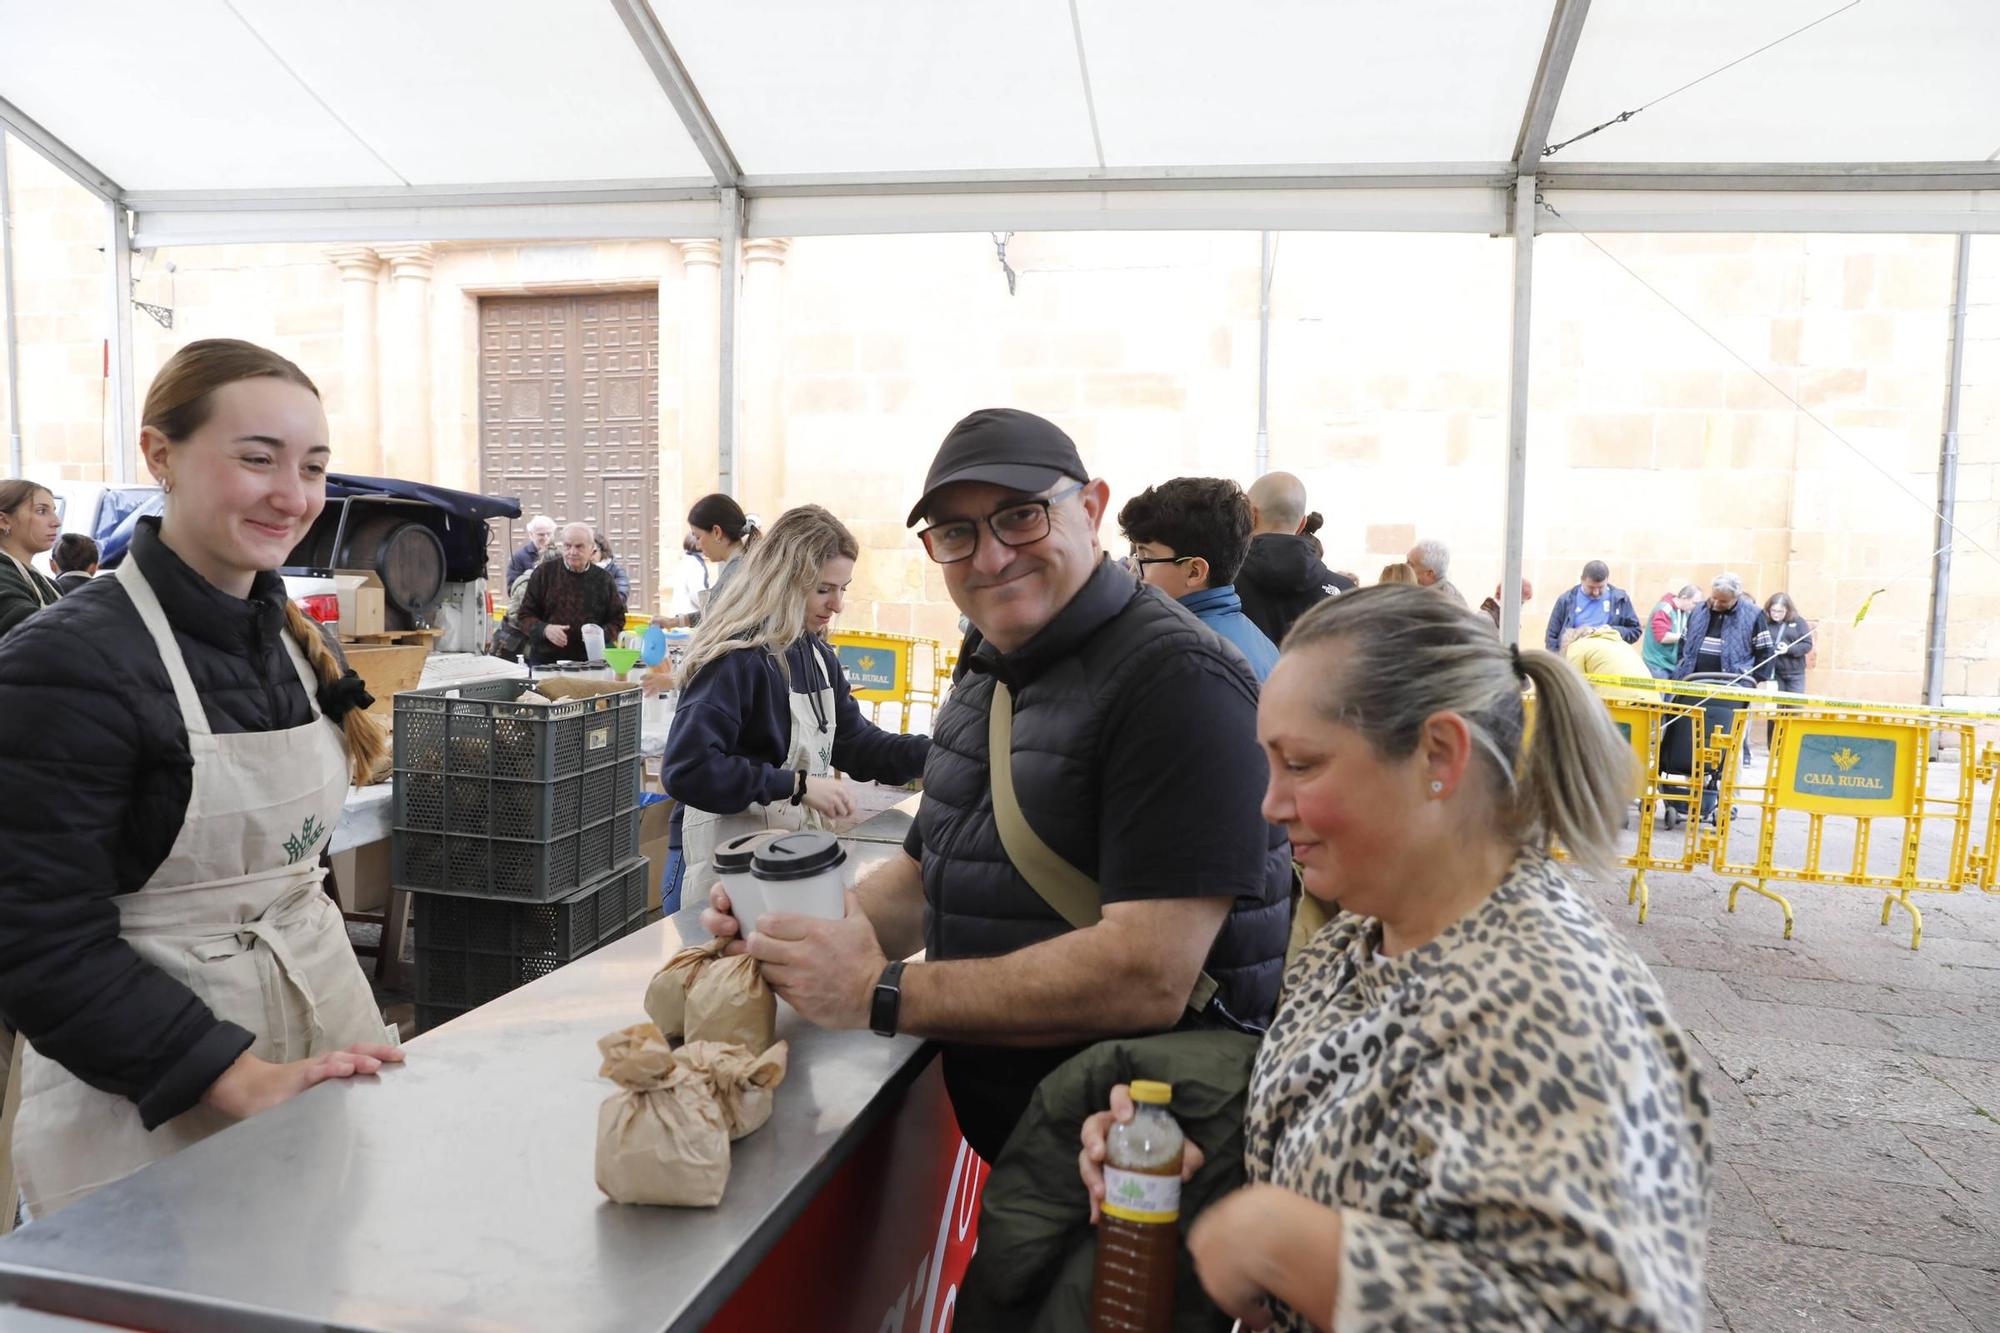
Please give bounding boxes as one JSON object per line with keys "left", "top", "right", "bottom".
{"left": 752, "top": 830, "right": 847, "bottom": 881}
{"left": 715, "top": 830, "right": 782, "bottom": 873}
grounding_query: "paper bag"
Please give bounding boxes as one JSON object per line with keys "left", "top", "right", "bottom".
{"left": 684, "top": 953, "right": 778, "bottom": 1054}
{"left": 644, "top": 938, "right": 725, "bottom": 1040}
{"left": 594, "top": 1024, "right": 731, "bottom": 1207}
{"left": 675, "top": 1041, "right": 790, "bottom": 1140}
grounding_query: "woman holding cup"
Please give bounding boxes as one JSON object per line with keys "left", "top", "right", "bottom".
{"left": 658, "top": 505, "right": 928, "bottom": 916}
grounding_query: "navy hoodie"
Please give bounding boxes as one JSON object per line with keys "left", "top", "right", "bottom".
{"left": 663, "top": 634, "right": 929, "bottom": 843}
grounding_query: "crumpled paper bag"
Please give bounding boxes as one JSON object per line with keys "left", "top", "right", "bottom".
{"left": 644, "top": 938, "right": 725, "bottom": 1041}
{"left": 675, "top": 1040, "right": 790, "bottom": 1140}
{"left": 684, "top": 952, "right": 777, "bottom": 1054}
{"left": 594, "top": 1024, "right": 731, "bottom": 1207}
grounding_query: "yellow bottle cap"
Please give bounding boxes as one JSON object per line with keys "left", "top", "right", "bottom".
{"left": 1129, "top": 1080, "right": 1172, "bottom": 1105}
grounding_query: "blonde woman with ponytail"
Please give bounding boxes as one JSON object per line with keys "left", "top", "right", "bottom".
{"left": 1080, "top": 585, "right": 1711, "bottom": 1330}
{"left": 0, "top": 338, "right": 401, "bottom": 1221}
{"left": 659, "top": 505, "right": 928, "bottom": 914}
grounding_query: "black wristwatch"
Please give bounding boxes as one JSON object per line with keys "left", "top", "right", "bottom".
{"left": 870, "top": 960, "right": 908, "bottom": 1037}
{"left": 790, "top": 769, "right": 808, "bottom": 806}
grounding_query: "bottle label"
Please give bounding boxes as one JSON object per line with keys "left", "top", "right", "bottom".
{"left": 1100, "top": 1166, "right": 1180, "bottom": 1224}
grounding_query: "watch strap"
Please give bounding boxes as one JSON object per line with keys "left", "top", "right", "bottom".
{"left": 870, "top": 959, "right": 908, "bottom": 1037}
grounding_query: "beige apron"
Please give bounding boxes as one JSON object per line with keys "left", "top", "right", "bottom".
{"left": 681, "top": 649, "right": 838, "bottom": 896}
{"left": 8, "top": 557, "right": 391, "bottom": 1219}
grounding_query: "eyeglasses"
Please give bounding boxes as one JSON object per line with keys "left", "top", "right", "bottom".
{"left": 1123, "top": 551, "right": 1192, "bottom": 573}
{"left": 918, "top": 481, "right": 1086, "bottom": 565}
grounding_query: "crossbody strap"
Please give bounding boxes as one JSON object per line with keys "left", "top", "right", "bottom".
{"left": 987, "top": 680, "right": 1220, "bottom": 1018}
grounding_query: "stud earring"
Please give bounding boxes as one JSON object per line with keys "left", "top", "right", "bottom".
{"left": 1429, "top": 780, "right": 1444, "bottom": 795}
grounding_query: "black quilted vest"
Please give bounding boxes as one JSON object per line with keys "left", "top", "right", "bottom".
{"left": 916, "top": 558, "right": 1292, "bottom": 1159}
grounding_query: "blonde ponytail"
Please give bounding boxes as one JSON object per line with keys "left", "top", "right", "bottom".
{"left": 282, "top": 599, "right": 389, "bottom": 785}
{"left": 1512, "top": 647, "right": 1633, "bottom": 874}
{"left": 1282, "top": 584, "right": 1633, "bottom": 873}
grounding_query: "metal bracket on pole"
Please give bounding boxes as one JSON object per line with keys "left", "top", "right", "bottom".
{"left": 717, "top": 187, "right": 742, "bottom": 497}
{"left": 107, "top": 202, "right": 135, "bottom": 484}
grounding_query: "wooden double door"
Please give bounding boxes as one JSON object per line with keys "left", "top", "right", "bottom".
{"left": 480, "top": 291, "right": 659, "bottom": 612}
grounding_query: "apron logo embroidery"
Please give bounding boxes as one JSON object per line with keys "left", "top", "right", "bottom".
{"left": 283, "top": 814, "right": 327, "bottom": 865}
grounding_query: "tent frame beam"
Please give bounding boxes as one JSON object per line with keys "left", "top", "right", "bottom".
{"left": 0, "top": 94, "right": 120, "bottom": 202}
{"left": 607, "top": 0, "right": 741, "bottom": 189}
{"left": 1498, "top": 0, "right": 1589, "bottom": 646}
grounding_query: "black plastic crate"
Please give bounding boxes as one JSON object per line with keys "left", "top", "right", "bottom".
{"left": 415, "top": 1003, "right": 468, "bottom": 1034}
{"left": 412, "top": 856, "right": 650, "bottom": 1009}
{"left": 394, "top": 760, "right": 636, "bottom": 843}
{"left": 394, "top": 677, "right": 641, "bottom": 783}
{"left": 394, "top": 805, "right": 643, "bottom": 900}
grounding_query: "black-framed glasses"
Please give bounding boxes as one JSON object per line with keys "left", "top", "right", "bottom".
{"left": 918, "top": 481, "right": 1086, "bottom": 565}
{"left": 1123, "top": 551, "right": 1193, "bottom": 574}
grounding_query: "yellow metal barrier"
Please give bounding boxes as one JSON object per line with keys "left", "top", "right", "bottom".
{"left": 1603, "top": 694, "right": 1715, "bottom": 926}
{"left": 1584, "top": 672, "right": 2000, "bottom": 949}
{"left": 829, "top": 630, "right": 952, "bottom": 736}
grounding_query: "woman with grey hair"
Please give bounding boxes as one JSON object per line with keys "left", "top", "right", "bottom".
{"left": 1079, "top": 585, "right": 1711, "bottom": 1330}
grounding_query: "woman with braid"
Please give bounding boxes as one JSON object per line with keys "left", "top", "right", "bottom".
{"left": 0, "top": 339, "right": 403, "bottom": 1219}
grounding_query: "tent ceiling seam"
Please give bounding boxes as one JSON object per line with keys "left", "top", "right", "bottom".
{"left": 220, "top": 0, "right": 410, "bottom": 187}
{"left": 1068, "top": 0, "right": 1107, "bottom": 171}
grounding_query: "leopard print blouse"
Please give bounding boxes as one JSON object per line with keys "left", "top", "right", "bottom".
{"left": 1243, "top": 852, "right": 1711, "bottom": 1331}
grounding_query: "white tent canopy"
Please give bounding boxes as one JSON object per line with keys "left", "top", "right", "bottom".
{"left": 2, "top": 0, "right": 1995, "bottom": 644}
{"left": 4, "top": 0, "right": 1997, "bottom": 243}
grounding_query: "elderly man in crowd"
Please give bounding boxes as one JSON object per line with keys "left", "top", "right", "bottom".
{"left": 707, "top": 408, "right": 1291, "bottom": 1162}
{"left": 1406, "top": 537, "right": 1466, "bottom": 606}
{"left": 1673, "top": 572, "right": 1774, "bottom": 686}
{"left": 513, "top": 521, "right": 626, "bottom": 664}
{"left": 505, "top": 514, "right": 558, "bottom": 589}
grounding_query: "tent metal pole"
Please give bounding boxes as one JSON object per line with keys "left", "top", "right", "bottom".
{"left": 1255, "top": 230, "right": 1273, "bottom": 475}
{"left": 1922, "top": 233, "right": 1972, "bottom": 719}
{"left": 1500, "top": 177, "right": 1536, "bottom": 647}
{"left": 1, "top": 131, "right": 23, "bottom": 479}
{"left": 717, "top": 187, "right": 741, "bottom": 497}
{"left": 106, "top": 202, "right": 135, "bottom": 484}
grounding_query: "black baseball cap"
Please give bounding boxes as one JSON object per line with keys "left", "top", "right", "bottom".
{"left": 906, "top": 408, "right": 1090, "bottom": 527}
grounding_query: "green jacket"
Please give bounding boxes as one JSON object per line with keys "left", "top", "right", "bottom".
{"left": 955, "top": 1030, "right": 1262, "bottom": 1333}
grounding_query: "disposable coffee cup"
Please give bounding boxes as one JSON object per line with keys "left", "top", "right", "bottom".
{"left": 715, "top": 830, "right": 782, "bottom": 937}
{"left": 751, "top": 830, "right": 848, "bottom": 924}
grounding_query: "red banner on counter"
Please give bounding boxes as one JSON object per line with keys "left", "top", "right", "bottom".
{"left": 708, "top": 1059, "right": 986, "bottom": 1333}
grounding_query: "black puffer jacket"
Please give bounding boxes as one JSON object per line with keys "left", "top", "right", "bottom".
{"left": 913, "top": 558, "right": 1291, "bottom": 1161}
{"left": 1235, "top": 532, "right": 1355, "bottom": 647}
{"left": 0, "top": 518, "right": 343, "bottom": 1128}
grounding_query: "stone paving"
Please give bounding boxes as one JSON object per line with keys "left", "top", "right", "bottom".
{"left": 1576, "top": 760, "right": 2000, "bottom": 1332}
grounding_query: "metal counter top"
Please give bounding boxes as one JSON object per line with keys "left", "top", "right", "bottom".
{"left": 0, "top": 884, "right": 933, "bottom": 1332}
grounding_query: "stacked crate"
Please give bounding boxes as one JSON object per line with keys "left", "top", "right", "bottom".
{"left": 392, "top": 677, "right": 648, "bottom": 1031}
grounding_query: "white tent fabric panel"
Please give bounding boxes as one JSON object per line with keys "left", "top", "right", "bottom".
{"left": 0, "top": 0, "right": 712, "bottom": 192}
{"left": 1551, "top": 0, "right": 2000, "bottom": 164}
{"left": 1076, "top": 0, "right": 1552, "bottom": 165}
{"left": 658, "top": 0, "right": 1099, "bottom": 175}
{"left": 229, "top": 0, "right": 715, "bottom": 184}
{"left": 0, "top": 0, "right": 400, "bottom": 190}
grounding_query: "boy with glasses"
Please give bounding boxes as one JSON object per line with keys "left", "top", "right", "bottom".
{"left": 1117, "top": 476, "right": 1278, "bottom": 681}
{"left": 704, "top": 408, "right": 1290, "bottom": 1162}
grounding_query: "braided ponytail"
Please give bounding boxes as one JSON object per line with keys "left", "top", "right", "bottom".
{"left": 282, "top": 599, "right": 389, "bottom": 785}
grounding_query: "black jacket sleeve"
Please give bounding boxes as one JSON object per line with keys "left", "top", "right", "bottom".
{"left": 1613, "top": 591, "right": 1644, "bottom": 644}
{"left": 661, "top": 651, "right": 795, "bottom": 814}
{"left": 1544, "top": 591, "right": 1570, "bottom": 651}
{"left": 0, "top": 611, "right": 253, "bottom": 1128}
{"left": 0, "top": 563, "right": 52, "bottom": 639}
{"left": 822, "top": 641, "right": 929, "bottom": 784}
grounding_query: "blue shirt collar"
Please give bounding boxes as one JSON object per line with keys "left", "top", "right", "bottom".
{"left": 1178, "top": 585, "right": 1242, "bottom": 616}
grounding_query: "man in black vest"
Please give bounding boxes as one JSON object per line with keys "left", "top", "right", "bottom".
{"left": 707, "top": 408, "right": 1291, "bottom": 1162}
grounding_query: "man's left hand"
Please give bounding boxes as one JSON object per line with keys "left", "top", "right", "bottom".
{"left": 748, "top": 890, "right": 886, "bottom": 1030}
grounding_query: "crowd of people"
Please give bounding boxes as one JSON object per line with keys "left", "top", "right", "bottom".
{"left": 0, "top": 346, "right": 1720, "bottom": 1325}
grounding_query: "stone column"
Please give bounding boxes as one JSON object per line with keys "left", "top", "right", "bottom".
{"left": 738, "top": 237, "right": 791, "bottom": 521}
{"left": 324, "top": 247, "right": 383, "bottom": 475}
{"left": 673, "top": 237, "right": 722, "bottom": 533}
{"left": 376, "top": 244, "right": 436, "bottom": 482}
